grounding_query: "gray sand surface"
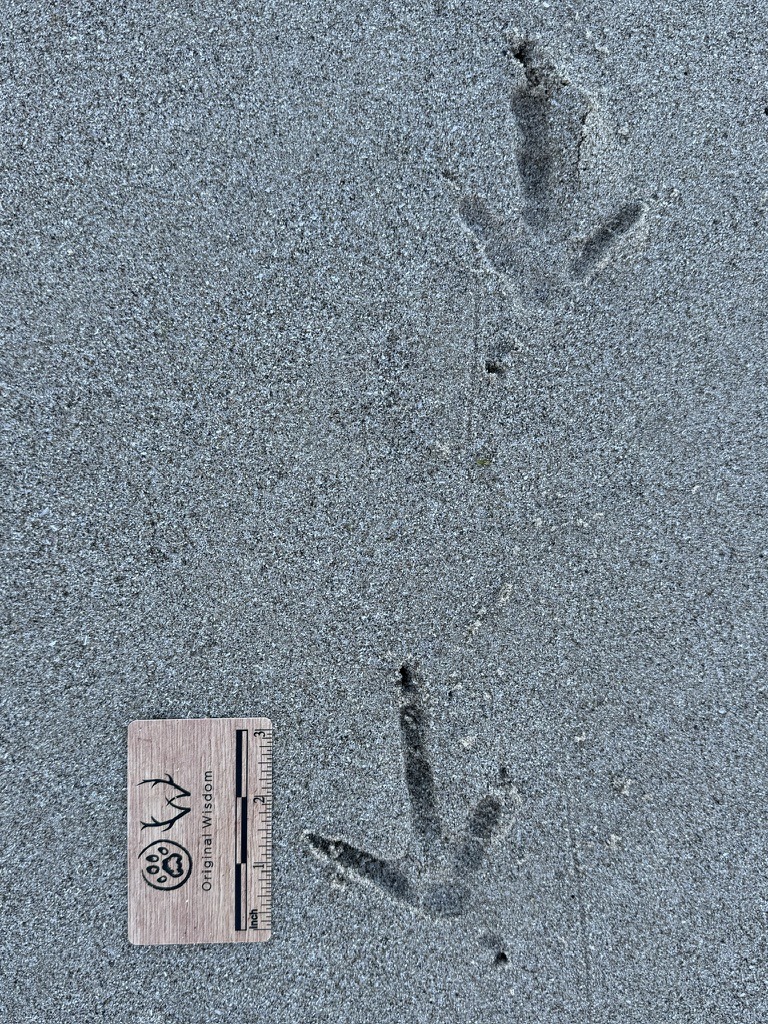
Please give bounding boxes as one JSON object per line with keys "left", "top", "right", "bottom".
{"left": 2, "top": 1, "right": 767, "bottom": 1021}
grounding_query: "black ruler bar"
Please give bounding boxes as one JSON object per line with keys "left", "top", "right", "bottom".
{"left": 235, "top": 730, "right": 249, "bottom": 931}
{"left": 234, "top": 863, "right": 243, "bottom": 931}
{"left": 235, "top": 729, "right": 247, "bottom": 798}
{"left": 240, "top": 797, "right": 248, "bottom": 862}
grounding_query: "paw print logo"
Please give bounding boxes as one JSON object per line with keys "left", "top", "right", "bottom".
{"left": 139, "top": 840, "right": 193, "bottom": 891}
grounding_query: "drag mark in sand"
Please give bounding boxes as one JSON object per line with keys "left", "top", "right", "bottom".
{"left": 305, "top": 663, "right": 518, "bottom": 919}
{"left": 565, "top": 793, "right": 594, "bottom": 1023}
{"left": 453, "top": 34, "right": 647, "bottom": 310}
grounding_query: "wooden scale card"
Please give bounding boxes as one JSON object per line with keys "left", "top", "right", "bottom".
{"left": 128, "top": 718, "right": 273, "bottom": 945}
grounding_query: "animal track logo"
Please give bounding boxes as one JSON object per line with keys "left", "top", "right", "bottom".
{"left": 138, "top": 773, "right": 191, "bottom": 832}
{"left": 139, "top": 840, "right": 193, "bottom": 891}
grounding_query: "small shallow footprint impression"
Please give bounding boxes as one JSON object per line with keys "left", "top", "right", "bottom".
{"left": 306, "top": 664, "right": 517, "bottom": 919}
{"left": 456, "top": 35, "right": 647, "bottom": 309}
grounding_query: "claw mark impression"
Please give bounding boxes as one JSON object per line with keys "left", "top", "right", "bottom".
{"left": 306, "top": 664, "right": 518, "bottom": 918}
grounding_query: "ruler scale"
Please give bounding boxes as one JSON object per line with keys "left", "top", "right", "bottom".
{"left": 254, "top": 727, "right": 273, "bottom": 934}
{"left": 128, "top": 717, "right": 273, "bottom": 945}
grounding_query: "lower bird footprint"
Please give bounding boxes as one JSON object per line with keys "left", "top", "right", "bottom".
{"left": 306, "top": 664, "right": 517, "bottom": 918}
{"left": 455, "top": 35, "right": 647, "bottom": 308}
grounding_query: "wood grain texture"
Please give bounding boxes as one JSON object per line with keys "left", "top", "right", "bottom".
{"left": 128, "top": 717, "right": 272, "bottom": 945}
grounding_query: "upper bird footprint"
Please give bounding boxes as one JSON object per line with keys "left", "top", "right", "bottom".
{"left": 455, "top": 36, "right": 647, "bottom": 309}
